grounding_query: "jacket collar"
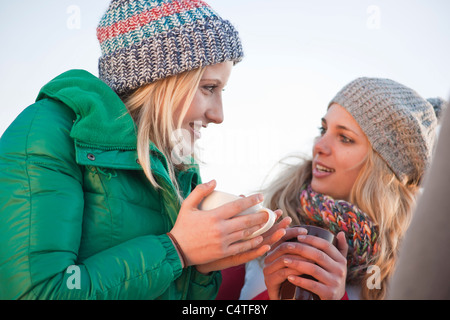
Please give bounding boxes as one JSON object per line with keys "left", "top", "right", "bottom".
{"left": 36, "top": 69, "right": 137, "bottom": 150}
{"left": 36, "top": 69, "right": 199, "bottom": 177}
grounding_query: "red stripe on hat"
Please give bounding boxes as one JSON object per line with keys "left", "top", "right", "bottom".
{"left": 97, "top": 0, "right": 210, "bottom": 44}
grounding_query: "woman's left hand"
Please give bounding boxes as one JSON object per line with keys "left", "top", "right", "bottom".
{"left": 263, "top": 231, "right": 348, "bottom": 300}
{"left": 195, "top": 210, "right": 291, "bottom": 274}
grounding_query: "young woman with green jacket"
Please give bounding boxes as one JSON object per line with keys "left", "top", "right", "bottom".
{"left": 0, "top": 0, "right": 287, "bottom": 300}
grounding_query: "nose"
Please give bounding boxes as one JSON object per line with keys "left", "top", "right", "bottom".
{"left": 205, "top": 99, "right": 224, "bottom": 124}
{"left": 313, "top": 134, "right": 332, "bottom": 156}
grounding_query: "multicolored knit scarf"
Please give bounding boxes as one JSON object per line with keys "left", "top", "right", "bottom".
{"left": 298, "top": 184, "right": 379, "bottom": 282}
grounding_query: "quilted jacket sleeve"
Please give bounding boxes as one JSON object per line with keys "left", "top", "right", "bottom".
{"left": 0, "top": 100, "right": 183, "bottom": 299}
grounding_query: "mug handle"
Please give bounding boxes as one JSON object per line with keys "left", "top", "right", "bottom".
{"left": 242, "top": 208, "right": 277, "bottom": 240}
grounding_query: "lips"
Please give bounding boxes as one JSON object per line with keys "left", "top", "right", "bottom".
{"left": 312, "top": 161, "right": 335, "bottom": 178}
{"left": 189, "top": 122, "right": 207, "bottom": 139}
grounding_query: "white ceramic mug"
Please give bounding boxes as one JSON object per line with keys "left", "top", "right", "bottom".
{"left": 198, "top": 190, "right": 277, "bottom": 240}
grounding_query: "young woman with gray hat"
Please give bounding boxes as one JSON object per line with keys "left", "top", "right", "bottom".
{"left": 249, "top": 78, "right": 446, "bottom": 300}
{"left": 0, "top": 0, "right": 288, "bottom": 299}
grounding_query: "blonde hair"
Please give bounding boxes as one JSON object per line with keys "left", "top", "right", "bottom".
{"left": 262, "top": 149, "right": 418, "bottom": 300}
{"left": 121, "top": 67, "right": 206, "bottom": 202}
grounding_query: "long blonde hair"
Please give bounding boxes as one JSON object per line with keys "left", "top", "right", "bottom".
{"left": 262, "top": 149, "right": 418, "bottom": 300}
{"left": 121, "top": 67, "right": 206, "bottom": 202}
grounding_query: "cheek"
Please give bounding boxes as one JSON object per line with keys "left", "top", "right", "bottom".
{"left": 337, "top": 152, "right": 366, "bottom": 184}
{"left": 339, "top": 167, "right": 361, "bottom": 190}
{"left": 332, "top": 151, "right": 367, "bottom": 197}
{"left": 182, "top": 92, "right": 203, "bottom": 122}
{"left": 338, "top": 147, "right": 367, "bottom": 171}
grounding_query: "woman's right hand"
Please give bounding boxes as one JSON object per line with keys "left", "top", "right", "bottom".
{"left": 170, "top": 180, "right": 269, "bottom": 267}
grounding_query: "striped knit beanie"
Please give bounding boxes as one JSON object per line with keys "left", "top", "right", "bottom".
{"left": 97, "top": 0, "right": 244, "bottom": 95}
{"left": 329, "top": 77, "right": 447, "bottom": 184}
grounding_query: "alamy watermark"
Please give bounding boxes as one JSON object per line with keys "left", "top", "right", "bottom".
{"left": 66, "top": 265, "right": 81, "bottom": 290}
{"left": 67, "top": 5, "right": 81, "bottom": 30}
{"left": 366, "top": 265, "right": 381, "bottom": 290}
{"left": 171, "top": 121, "right": 203, "bottom": 165}
{"left": 367, "top": 5, "right": 381, "bottom": 30}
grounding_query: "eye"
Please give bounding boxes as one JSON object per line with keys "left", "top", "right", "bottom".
{"left": 340, "top": 135, "right": 354, "bottom": 144}
{"left": 318, "top": 126, "right": 326, "bottom": 135}
{"left": 202, "top": 85, "right": 217, "bottom": 94}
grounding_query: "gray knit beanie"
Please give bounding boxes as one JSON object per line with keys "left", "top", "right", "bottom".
{"left": 329, "top": 77, "right": 447, "bottom": 184}
{"left": 97, "top": 0, "right": 244, "bottom": 95}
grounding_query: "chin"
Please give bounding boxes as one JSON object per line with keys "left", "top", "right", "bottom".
{"left": 310, "top": 179, "right": 327, "bottom": 195}
{"left": 311, "top": 180, "right": 349, "bottom": 201}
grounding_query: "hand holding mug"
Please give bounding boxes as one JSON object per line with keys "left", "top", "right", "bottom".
{"left": 198, "top": 190, "right": 277, "bottom": 240}
{"left": 170, "top": 180, "right": 275, "bottom": 267}
{"left": 263, "top": 226, "right": 348, "bottom": 300}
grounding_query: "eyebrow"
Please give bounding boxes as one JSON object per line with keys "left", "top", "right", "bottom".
{"left": 200, "top": 79, "right": 223, "bottom": 85}
{"left": 321, "top": 118, "right": 360, "bottom": 136}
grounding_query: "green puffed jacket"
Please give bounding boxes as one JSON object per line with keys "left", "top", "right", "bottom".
{"left": 0, "top": 69, "right": 221, "bottom": 299}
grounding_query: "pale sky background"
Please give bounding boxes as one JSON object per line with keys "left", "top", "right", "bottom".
{"left": 1, "top": 0, "right": 449, "bottom": 195}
